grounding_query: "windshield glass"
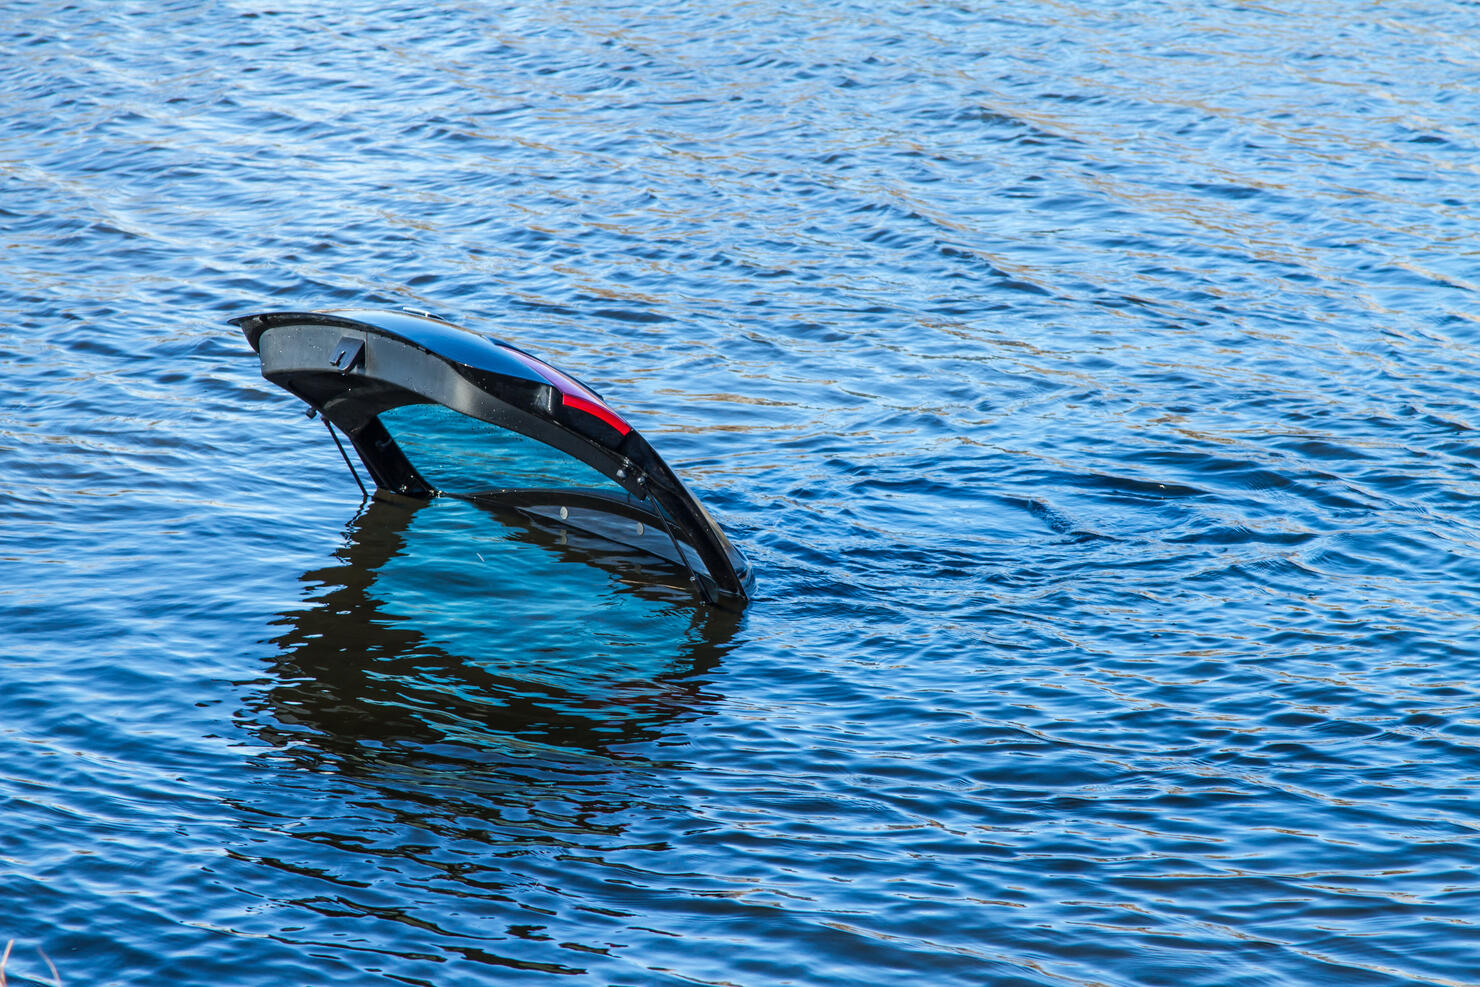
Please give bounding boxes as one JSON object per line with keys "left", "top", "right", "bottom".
{"left": 379, "top": 403, "right": 625, "bottom": 495}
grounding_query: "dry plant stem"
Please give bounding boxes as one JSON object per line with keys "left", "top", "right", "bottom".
{"left": 38, "top": 949, "right": 58, "bottom": 987}
{"left": 0, "top": 942, "right": 59, "bottom": 987}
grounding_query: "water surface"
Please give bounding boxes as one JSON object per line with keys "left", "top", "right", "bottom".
{"left": 3, "top": 1, "right": 1480, "bottom": 984}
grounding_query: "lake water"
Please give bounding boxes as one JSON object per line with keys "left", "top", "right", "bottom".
{"left": 4, "top": 1, "right": 1480, "bottom": 984}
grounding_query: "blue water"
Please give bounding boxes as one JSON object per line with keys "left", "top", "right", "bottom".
{"left": 4, "top": 2, "right": 1480, "bottom": 984}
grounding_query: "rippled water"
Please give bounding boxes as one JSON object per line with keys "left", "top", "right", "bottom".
{"left": 5, "top": 1, "right": 1480, "bottom": 984}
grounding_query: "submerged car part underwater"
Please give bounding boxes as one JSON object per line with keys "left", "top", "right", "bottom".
{"left": 234, "top": 309, "right": 753, "bottom": 608}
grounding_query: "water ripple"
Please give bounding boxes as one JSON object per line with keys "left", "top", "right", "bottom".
{"left": 3, "top": 0, "right": 1480, "bottom": 984}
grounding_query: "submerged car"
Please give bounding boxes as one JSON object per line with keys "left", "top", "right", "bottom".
{"left": 234, "top": 309, "right": 753, "bottom": 608}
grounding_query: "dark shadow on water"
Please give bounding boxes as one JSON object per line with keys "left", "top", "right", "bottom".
{"left": 218, "top": 497, "right": 747, "bottom": 978}
{"left": 228, "top": 497, "right": 739, "bottom": 908}
{"left": 240, "top": 494, "right": 741, "bottom": 770}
